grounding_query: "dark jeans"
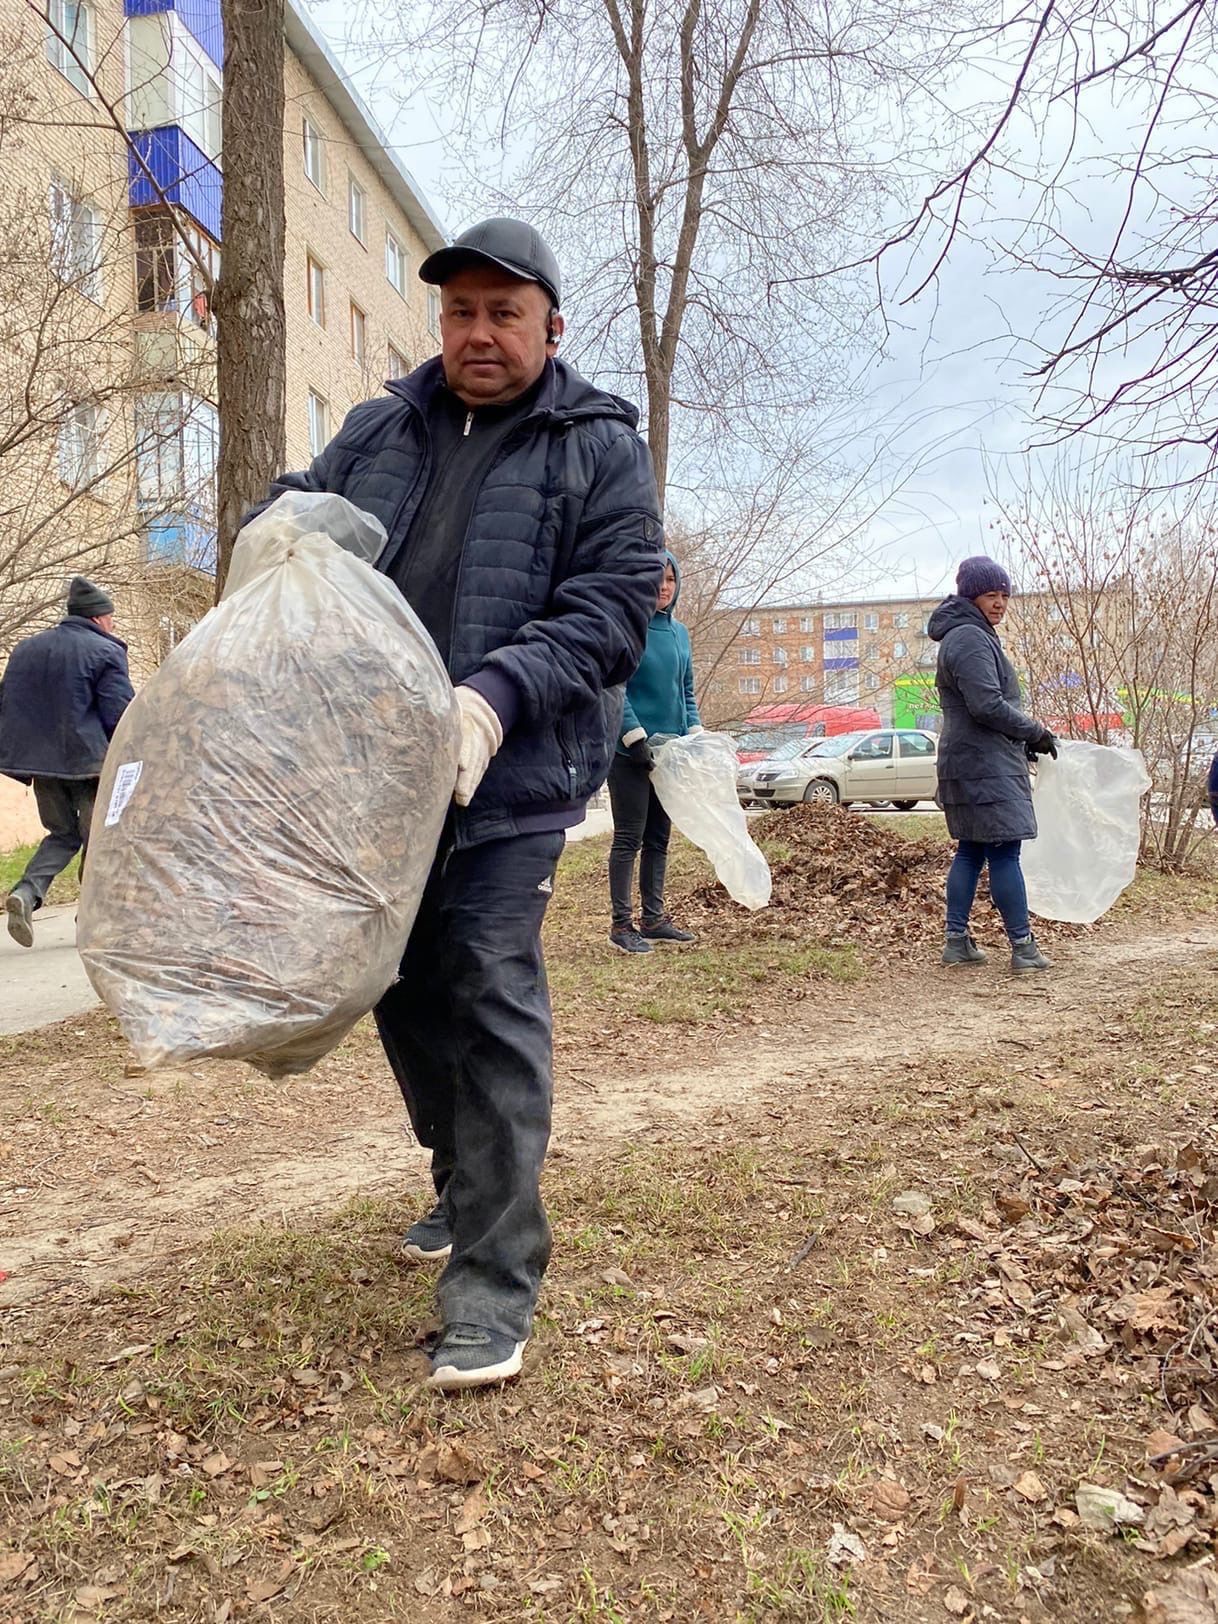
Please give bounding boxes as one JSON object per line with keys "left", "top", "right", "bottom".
{"left": 373, "top": 828, "right": 565, "bottom": 1343}
{"left": 946, "top": 839, "right": 1030, "bottom": 943}
{"left": 607, "top": 754, "right": 672, "bottom": 928}
{"left": 16, "top": 777, "right": 98, "bottom": 908}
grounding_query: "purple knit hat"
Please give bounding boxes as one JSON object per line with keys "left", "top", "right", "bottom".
{"left": 956, "top": 555, "right": 1012, "bottom": 600}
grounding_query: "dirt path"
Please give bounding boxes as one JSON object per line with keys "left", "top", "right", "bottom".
{"left": 4, "top": 918, "right": 1215, "bottom": 1310}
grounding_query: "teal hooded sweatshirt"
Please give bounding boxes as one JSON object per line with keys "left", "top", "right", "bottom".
{"left": 618, "top": 552, "right": 701, "bottom": 749}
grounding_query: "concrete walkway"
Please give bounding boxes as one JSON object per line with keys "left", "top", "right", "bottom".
{"left": 0, "top": 904, "right": 97, "bottom": 1036}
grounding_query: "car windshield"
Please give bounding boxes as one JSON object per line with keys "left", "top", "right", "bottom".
{"left": 758, "top": 739, "right": 810, "bottom": 764}
{"left": 735, "top": 724, "right": 809, "bottom": 754}
{"left": 801, "top": 731, "right": 867, "bottom": 758}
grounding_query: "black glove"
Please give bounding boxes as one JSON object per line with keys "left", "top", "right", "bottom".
{"left": 626, "top": 738, "right": 653, "bottom": 770}
{"left": 1028, "top": 728, "right": 1058, "bottom": 760}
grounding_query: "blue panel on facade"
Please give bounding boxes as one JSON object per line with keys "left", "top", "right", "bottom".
{"left": 823, "top": 657, "right": 860, "bottom": 672}
{"left": 824, "top": 627, "right": 858, "bottom": 642}
{"left": 129, "top": 126, "right": 222, "bottom": 241}
{"left": 145, "top": 515, "right": 217, "bottom": 573}
{"left": 124, "top": 0, "right": 222, "bottom": 68}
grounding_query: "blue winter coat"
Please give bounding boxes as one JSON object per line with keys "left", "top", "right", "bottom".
{"left": 257, "top": 356, "right": 664, "bottom": 846}
{"left": 618, "top": 552, "right": 700, "bottom": 747}
{"left": 928, "top": 595, "right": 1042, "bottom": 844}
{"left": 0, "top": 617, "right": 133, "bottom": 784}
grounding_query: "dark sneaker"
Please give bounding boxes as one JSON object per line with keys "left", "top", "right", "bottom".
{"left": 640, "top": 919, "right": 696, "bottom": 944}
{"left": 1011, "top": 934, "right": 1051, "bottom": 973}
{"left": 5, "top": 891, "right": 33, "bottom": 949}
{"left": 609, "top": 926, "right": 653, "bottom": 955}
{"left": 942, "top": 932, "right": 986, "bottom": 966}
{"left": 402, "top": 1199, "right": 452, "bottom": 1264}
{"left": 426, "top": 1323, "right": 526, "bottom": 1391}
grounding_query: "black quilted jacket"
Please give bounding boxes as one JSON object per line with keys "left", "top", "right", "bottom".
{"left": 263, "top": 356, "right": 663, "bottom": 846}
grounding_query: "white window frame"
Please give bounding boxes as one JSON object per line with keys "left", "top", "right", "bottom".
{"left": 50, "top": 177, "right": 103, "bottom": 301}
{"left": 893, "top": 640, "right": 908, "bottom": 659}
{"left": 739, "top": 676, "right": 762, "bottom": 696}
{"left": 742, "top": 617, "right": 760, "bottom": 637}
{"left": 864, "top": 612, "right": 879, "bottom": 631}
{"left": 385, "top": 231, "right": 406, "bottom": 297}
{"left": 773, "top": 647, "right": 788, "bottom": 666}
{"left": 799, "top": 616, "right": 813, "bottom": 632}
{"left": 825, "top": 670, "right": 860, "bottom": 704}
{"left": 427, "top": 285, "right": 441, "bottom": 336}
{"left": 306, "top": 254, "right": 325, "bottom": 326}
{"left": 58, "top": 402, "right": 100, "bottom": 489}
{"left": 865, "top": 673, "right": 880, "bottom": 691}
{"left": 307, "top": 390, "right": 329, "bottom": 458}
{"left": 350, "top": 301, "right": 366, "bottom": 364}
{"left": 800, "top": 645, "right": 815, "bottom": 662}
{"left": 800, "top": 675, "right": 816, "bottom": 692}
{"left": 773, "top": 674, "right": 788, "bottom": 694}
{"left": 348, "top": 175, "right": 366, "bottom": 244}
{"left": 387, "top": 343, "right": 409, "bottom": 380}
{"left": 46, "top": 0, "right": 93, "bottom": 95}
{"left": 894, "top": 612, "right": 910, "bottom": 630}
{"left": 772, "top": 617, "right": 787, "bottom": 634}
{"left": 302, "top": 115, "right": 324, "bottom": 192}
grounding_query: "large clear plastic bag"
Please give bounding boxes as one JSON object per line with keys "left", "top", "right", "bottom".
{"left": 78, "top": 491, "right": 461, "bottom": 1076}
{"left": 650, "top": 731, "right": 771, "bottom": 909}
{"left": 1023, "top": 740, "right": 1151, "bottom": 924}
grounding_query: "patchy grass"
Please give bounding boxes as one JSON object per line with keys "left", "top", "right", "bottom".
{"left": 0, "top": 841, "right": 81, "bottom": 904}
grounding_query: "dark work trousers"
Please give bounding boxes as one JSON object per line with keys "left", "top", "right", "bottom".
{"left": 373, "top": 828, "right": 565, "bottom": 1343}
{"left": 16, "top": 777, "right": 98, "bottom": 908}
{"left": 607, "top": 754, "right": 672, "bottom": 928}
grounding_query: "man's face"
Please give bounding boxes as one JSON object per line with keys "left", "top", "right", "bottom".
{"left": 440, "top": 265, "right": 561, "bottom": 407}
{"left": 94, "top": 612, "right": 115, "bottom": 634}
{"left": 973, "top": 590, "right": 1009, "bottom": 626}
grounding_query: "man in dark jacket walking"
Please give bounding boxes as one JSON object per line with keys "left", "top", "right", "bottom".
{"left": 0, "top": 577, "right": 133, "bottom": 947}
{"left": 254, "top": 217, "right": 663, "bottom": 1389}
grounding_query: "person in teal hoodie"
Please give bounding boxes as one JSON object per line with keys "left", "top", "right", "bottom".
{"left": 608, "top": 552, "right": 702, "bottom": 953}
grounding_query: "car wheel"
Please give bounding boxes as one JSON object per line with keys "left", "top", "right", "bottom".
{"left": 893, "top": 800, "right": 917, "bottom": 811}
{"left": 802, "top": 780, "right": 839, "bottom": 806}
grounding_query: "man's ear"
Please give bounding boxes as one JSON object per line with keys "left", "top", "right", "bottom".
{"left": 546, "top": 310, "right": 565, "bottom": 350}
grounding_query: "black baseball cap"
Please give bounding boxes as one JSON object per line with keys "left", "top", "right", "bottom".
{"left": 419, "top": 217, "right": 561, "bottom": 308}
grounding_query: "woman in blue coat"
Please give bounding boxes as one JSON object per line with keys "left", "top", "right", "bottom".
{"left": 928, "top": 556, "right": 1058, "bottom": 972}
{"left": 608, "top": 553, "right": 701, "bottom": 953}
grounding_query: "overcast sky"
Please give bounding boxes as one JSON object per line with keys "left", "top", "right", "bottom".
{"left": 306, "top": 0, "right": 1202, "bottom": 602}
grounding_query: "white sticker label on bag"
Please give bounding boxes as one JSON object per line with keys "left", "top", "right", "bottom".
{"left": 105, "top": 761, "right": 143, "bottom": 827}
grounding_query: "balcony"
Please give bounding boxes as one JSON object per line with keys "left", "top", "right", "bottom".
{"left": 128, "top": 126, "right": 221, "bottom": 241}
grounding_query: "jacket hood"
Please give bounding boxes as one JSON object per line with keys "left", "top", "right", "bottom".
{"left": 385, "top": 355, "right": 640, "bottom": 430}
{"left": 655, "top": 548, "right": 681, "bottom": 617}
{"left": 927, "top": 595, "right": 995, "bottom": 643}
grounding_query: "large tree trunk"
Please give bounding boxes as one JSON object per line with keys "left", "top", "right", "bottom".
{"left": 214, "top": 0, "right": 287, "bottom": 599}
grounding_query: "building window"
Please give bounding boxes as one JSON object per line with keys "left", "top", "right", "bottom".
{"left": 427, "top": 285, "right": 441, "bottom": 336}
{"left": 864, "top": 611, "right": 879, "bottom": 631}
{"left": 865, "top": 641, "right": 878, "bottom": 659}
{"left": 800, "top": 675, "right": 816, "bottom": 692}
{"left": 134, "top": 213, "right": 217, "bottom": 329}
{"left": 773, "top": 675, "right": 788, "bottom": 694}
{"left": 348, "top": 176, "right": 366, "bottom": 244}
{"left": 306, "top": 254, "right": 325, "bottom": 326}
{"left": 135, "top": 393, "right": 218, "bottom": 508}
{"left": 865, "top": 673, "right": 880, "bottom": 691}
{"left": 181, "top": 53, "right": 222, "bottom": 159}
{"left": 46, "top": 0, "right": 93, "bottom": 95}
{"left": 385, "top": 231, "right": 407, "bottom": 297}
{"left": 799, "top": 615, "right": 813, "bottom": 632}
{"left": 893, "top": 612, "right": 910, "bottom": 629}
{"left": 387, "top": 343, "right": 409, "bottom": 380}
{"left": 893, "top": 640, "right": 907, "bottom": 659}
{"left": 350, "top": 302, "right": 366, "bottom": 364}
{"left": 824, "top": 611, "right": 857, "bottom": 630}
{"left": 772, "top": 617, "right": 786, "bottom": 634}
{"left": 739, "top": 647, "right": 761, "bottom": 665}
{"left": 303, "top": 115, "right": 324, "bottom": 191}
{"left": 825, "top": 670, "right": 860, "bottom": 704}
{"left": 58, "top": 402, "right": 100, "bottom": 488}
{"left": 800, "top": 645, "right": 815, "bottom": 662}
{"left": 742, "top": 617, "right": 760, "bottom": 636}
{"left": 50, "top": 179, "right": 102, "bottom": 300}
{"left": 307, "top": 390, "right": 329, "bottom": 457}
{"left": 773, "top": 647, "right": 788, "bottom": 666}
{"left": 739, "top": 676, "right": 762, "bottom": 696}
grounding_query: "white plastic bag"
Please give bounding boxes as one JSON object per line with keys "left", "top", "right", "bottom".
{"left": 650, "top": 731, "right": 771, "bottom": 909}
{"left": 1023, "top": 739, "right": 1150, "bottom": 924}
{"left": 78, "top": 491, "right": 461, "bottom": 1076}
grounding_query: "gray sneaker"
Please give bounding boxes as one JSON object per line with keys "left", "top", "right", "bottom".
{"left": 426, "top": 1323, "right": 526, "bottom": 1391}
{"left": 402, "top": 1199, "right": 452, "bottom": 1263}
{"left": 609, "top": 926, "right": 653, "bottom": 955}
{"left": 1011, "top": 934, "right": 1051, "bottom": 972}
{"left": 942, "top": 932, "right": 986, "bottom": 966}
{"left": 5, "top": 890, "right": 33, "bottom": 949}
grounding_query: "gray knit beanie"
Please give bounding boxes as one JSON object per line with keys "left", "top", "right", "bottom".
{"left": 955, "top": 556, "right": 1012, "bottom": 600}
{"left": 66, "top": 576, "right": 115, "bottom": 618}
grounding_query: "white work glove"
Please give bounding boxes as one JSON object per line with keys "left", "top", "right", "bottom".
{"left": 686, "top": 724, "right": 704, "bottom": 736}
{"left": 453, "top": 686, "right": 503, "bottom": 807}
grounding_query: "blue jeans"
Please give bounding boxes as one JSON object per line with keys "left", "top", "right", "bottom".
{"left": 374, "top": 828, "right": 565, "bottom": 1342}
{"left": 945, "top": 839, "right": 1030, "bottom": 943}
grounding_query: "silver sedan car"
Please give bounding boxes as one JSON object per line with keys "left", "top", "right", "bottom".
{"left": 742, "top": 729, "right": 939, "bottom": 811}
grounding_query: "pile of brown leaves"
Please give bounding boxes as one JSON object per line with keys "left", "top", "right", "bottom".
{"left": 679, "top": 804, "right": 1082, "bottom": 951}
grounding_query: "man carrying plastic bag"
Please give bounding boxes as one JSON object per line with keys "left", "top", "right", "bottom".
{"left": 249, "top": 218, "right": 662, "bottom": 1390}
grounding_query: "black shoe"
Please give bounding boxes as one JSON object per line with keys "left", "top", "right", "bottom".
{"left": 609, "top": 926, "right": 653, "bottom": 955}
{"left": 5, "top": 890, "right": 33, "bottom": 949}
{"left": 401, "top": 1199, "right": 453, "bottom": 1263}
{"left": 640, "top": 918, "right": 696, "bottom": 944}
{"left": 1011, "top": 934, "right": 1051, "bottom": 973}
{"left": 426, "top": 1323, "right": 526, "bottom": 1391}
{"left": 941, "top": 932, "right": 986, "bottom": 966}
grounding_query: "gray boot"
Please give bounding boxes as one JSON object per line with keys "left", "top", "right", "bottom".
{"left": 5, "top": 887, "right": 34, "bottom": 949}
{"left": 942, "top": 932, "right": 987, "bottom": 966}
{"left": 1011, "top": 934, "right": 1051, "bottom": 973}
